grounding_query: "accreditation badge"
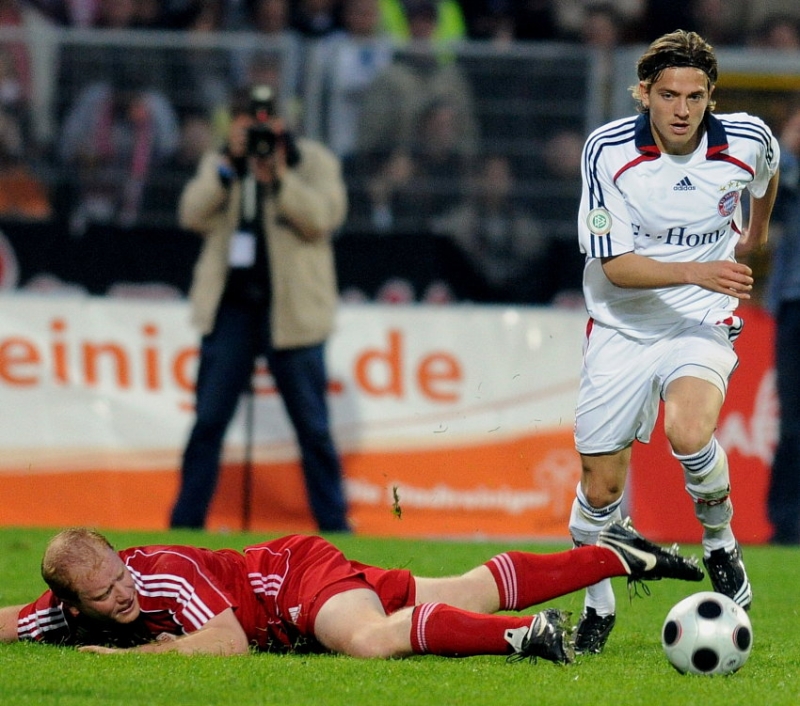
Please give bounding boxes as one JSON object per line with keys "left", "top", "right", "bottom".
{"left": 228, "top": 230, "right": 257, "bottom": 268}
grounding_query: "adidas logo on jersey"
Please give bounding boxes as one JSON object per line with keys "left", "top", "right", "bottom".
{"left": 673, "top": 177, "right": 696, "bottom": 191}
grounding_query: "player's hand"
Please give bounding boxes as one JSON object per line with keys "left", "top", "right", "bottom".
{"left": 251, "top": 149, "right": 287, "bottom": 186}
{"left": 693, "top": 260, "right": 753, "bottom": 299}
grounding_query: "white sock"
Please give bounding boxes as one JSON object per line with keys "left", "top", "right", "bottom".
{"left": 569, "top": 483, "right": 623, "bottom": 616}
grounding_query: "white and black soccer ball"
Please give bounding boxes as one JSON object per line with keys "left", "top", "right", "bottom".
{"left": 661, "top": 591, "right": 752, "bottom": 675}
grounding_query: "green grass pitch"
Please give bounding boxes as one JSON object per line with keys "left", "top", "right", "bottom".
{"left": 1, "top": 527, "right": 797, "bottom": 706}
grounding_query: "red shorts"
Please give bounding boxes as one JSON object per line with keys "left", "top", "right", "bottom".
{"left": 244, "top": 535, "right": 414, "bottom": 649}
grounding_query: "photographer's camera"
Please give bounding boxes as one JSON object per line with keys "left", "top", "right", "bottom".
{"left": 247, "top": 85, "right": 279, "bottom": 158}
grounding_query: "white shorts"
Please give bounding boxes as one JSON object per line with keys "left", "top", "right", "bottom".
{"left": 574, "top": 320, "right": 739, "bottom": 455}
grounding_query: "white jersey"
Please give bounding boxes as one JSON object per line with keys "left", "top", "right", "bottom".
{"left": 578, "top": 112, "right": 779, "bottom": 341}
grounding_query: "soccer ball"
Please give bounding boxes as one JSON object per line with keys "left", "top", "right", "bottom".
{"left": 661, "top": 591, "right": 752, "bottom": 675}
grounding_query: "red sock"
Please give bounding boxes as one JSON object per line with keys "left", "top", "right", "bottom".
{"left": 486, "top": 546, "right": 626, "bottom": 610}
{"left": 410, "top": 602, "right": 530, "bottom": 656}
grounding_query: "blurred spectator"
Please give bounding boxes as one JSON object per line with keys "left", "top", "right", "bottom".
{"left": 290, "top": 0, "right": 342, "bottom": 37}
{"left": 0, "top": 44, "right": 30, "bottom": 137}
{"left": 642, "top": 0, "right": 748, "bottom": 46}
{"left": 304, "top": 0, "right": 393, "bottom": 158}
{"left": 0, "top": 107, "right": 51, "bottom": 220}
{"left": 747, "top": 13, "right": 800, "bottom": 50}
{"left": 765, "top": 105, "right": 800, "bottom": 545}
{"left": 230, "top": 0, "right": 301, "bottom": 115}
{"left": 54, "top": 0, "right": 170, "bottom": 115}
{"left": 507, "top": 0, "right": 559, "bottom": 41}
{"left": 355, "top": 2, "right": 479, "bottom": 160}
{"left": 94, "top": 0, "right": 136, "bottom": 28}
{"left": 185, "top": 1, "right": 228, "bottom": 33}
{"left": 141, "top": 109, "right": 214, "bottom": 226}
{"left": 239, "top": 0, "right": 292, "bottom": 33}
{"left": 523, "top": 129, "right": 585, "bottom": 300}
{"left": 431, "top": 152, "right": 547, "bottom": 303}
{"left": 168, "top": 0, "right": 233, "bottom": 119}
{"left": 23, "top": 0, "right": 102, "bottom": 26}
{"left": 350, "top": 98, "right": 472, "bottom": 234}
{"left": 640, "top": 0, "right": 693, "bottom": 41}
{"left": 58, "top": 74, "right": 179, "bottom": 234}
{"left": 132, "top": 0, "right": 164, "bottom": 28}
{"left": 380, "top": 0, "right": 467, "bottom": 45}
{"left": 0, "top": 2, "right": 33, "bottom": 118}
{"left": 688, "top": 0, "right": 748, "bottom": 46}
{"left": 578, "top": 3, "right": 625, "bottom": 47}
{"left": 577, "top": 3, "right": 627, "bottom": 118}
{"left": 459, "top": 0, "right": 516, "bottom": 43}
{"left": 347, "top": 2, "right": 479, "bottom": 235}
{"left": 554, "top": 0, "right": 642, "bottom": 42}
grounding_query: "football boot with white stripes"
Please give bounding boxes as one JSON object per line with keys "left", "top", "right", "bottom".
{"left": 598, "top": 517, "right": 705, "bottom": 584}
{"left": 703, "top": 543, "right": 752, "bottom": 611}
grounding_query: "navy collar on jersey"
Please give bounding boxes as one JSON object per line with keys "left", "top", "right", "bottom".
{"left": 634, "top": 112, "right": 729, "bottom": 158}
{"left": 614, "top": 112, "right": 745, "bottom": 183}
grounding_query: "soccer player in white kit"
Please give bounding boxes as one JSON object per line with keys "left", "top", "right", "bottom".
{"left": 570, "top": 29, "right": 780, "bottom": 654}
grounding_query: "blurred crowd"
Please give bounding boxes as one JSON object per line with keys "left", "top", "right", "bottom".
{"left": 13, "top": 0, "right": 800, "bottom": 47}
{"left": 0, "top": 0, "right": 799, "bottom": 304}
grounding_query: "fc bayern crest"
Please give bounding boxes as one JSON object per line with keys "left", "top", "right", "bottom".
{"left": 717, "top": 191, "right": 740, "bottom": 218}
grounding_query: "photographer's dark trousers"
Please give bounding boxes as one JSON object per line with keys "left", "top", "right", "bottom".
{"left": 170, "top": 301, "right": 350, "bottom": 532}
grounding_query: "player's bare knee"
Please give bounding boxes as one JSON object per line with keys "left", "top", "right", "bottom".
{"left": 345, "top": 619, "right": 409, "bottom": 659}
{"left": 583, "top": 485, "right": 622, "bottom": 509}
{"left": 665, "top": 422, "right": 713, "bottom": 456}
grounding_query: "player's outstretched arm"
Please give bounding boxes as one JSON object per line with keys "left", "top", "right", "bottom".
{"left": 79, "top": 608, "right": 250, "bottom": 656}
{"left": 0, "top": 606, "right": 22, "bottom": 643}
{"left": 602, "top": 252, "right": 755, "bottom": 299}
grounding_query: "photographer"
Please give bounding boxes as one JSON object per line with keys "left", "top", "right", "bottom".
{"left": 169, "top": 85, "right": 350, "bottom": 533}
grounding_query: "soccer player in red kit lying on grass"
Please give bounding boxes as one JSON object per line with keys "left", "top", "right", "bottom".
{"left": 0, "top": 519, "right": 702, "bottom": 664}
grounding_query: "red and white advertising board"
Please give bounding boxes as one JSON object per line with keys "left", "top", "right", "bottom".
{"left": 0, "top": 296, "right": 776, "bottom": 542}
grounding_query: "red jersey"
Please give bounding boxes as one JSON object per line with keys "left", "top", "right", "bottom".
{"left": 16, "top": 535, "right": 414, "bottom": 652}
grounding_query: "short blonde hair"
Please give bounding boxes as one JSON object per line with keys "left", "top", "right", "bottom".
{"left": 630, "top": 29, "right": 718, "bottom": 113}
{"left": 41, "top": 528, "right": 116, "bottom": 603}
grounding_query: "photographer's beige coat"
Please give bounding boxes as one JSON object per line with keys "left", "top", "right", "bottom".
{"left": 178, "top": 139, "right": 347, "bottom": 349}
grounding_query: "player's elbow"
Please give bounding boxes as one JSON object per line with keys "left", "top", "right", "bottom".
{"left": 195, "top": 631, "right": 249, "bottom": 656}
{"left": 217, "top": 626, "right": 250, "bottom": 656}
{"left": 223, "top": 636, "right": 250, "bottom": 656}
{"left": 602, "top": 267, "right": 637, "bottom": 288}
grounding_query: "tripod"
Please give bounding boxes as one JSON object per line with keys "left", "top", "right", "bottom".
{"left": 241, "top": 373, "right": 256, "bottom": 532}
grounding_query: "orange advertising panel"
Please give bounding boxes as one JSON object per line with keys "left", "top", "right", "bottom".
{"left": 0, "top": 430, "right": 580, "bottom": 537}
{"left": 0, "top": 297, "right": 585, "bottom": 538}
